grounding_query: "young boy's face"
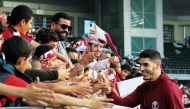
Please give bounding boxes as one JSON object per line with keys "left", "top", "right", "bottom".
{"left": 42, "top": 57, "right": 59, "bottom": 70}
{"left": 68, "top": 51, "right": 79, "bottom": 60}
{"left": 48, "top": 41, "right": 58, "bottom": 49}
{"left": 120, "top": 69, "right": 130, "bottom": 80}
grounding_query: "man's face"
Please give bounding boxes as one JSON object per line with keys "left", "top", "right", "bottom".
{"left": 22, "top": 17, "right": 33, "bottom": 35}
{"left": 52, "top": 18, "right": 71, "bottom": 40}
{"left": 89, "top": 43, "right": 104, "bottom": 57}
{"left": 139, "top": 58, "right": 159, "bottom": 82}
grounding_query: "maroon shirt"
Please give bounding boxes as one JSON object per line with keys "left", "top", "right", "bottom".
{"left": 112, "top": 72, "right": 184, "bottom": 109}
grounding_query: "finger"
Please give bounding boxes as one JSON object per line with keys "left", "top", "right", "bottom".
{"left": 39, "top": 96, "right": 54, "bottom": 103}
{"left": 34, "top": 76, "right": 40, "bottom": 84}
{"left": 36, "top": 100, "right": 49, "bottom": 107}
{"left": 102, "top": 103, "right": 114, "bottom": 108}
{"left": 85, "top": 88, "right": 93, "bottom": 93}
{"left": 38, "top": 88, "right": 54, "bottom": 94}
{"left": 100, "top": 98, "right": 114, "bottom": 102}
{"left": 83, "top": 93, "right": 91, "bottom": 98}
{"left": 95, "top": 102, "right": 113, "bottom": 109}
{"left": 92, "top": 90, "right": 101, "bottom": 96}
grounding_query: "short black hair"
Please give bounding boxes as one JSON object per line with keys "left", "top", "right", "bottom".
{"left": 34, "top": 44, "right": 53, "bottom": 59}
{"left": 139, "top": 49, "right": 161, "bottom": 61}
{"left": 2, "top": 36, "right": 33, "bottom": 64}
{"left": 35, "top": 28, "right": 59, "bottom": 43}
{"left": 51, "top": 12, "right": 70, "bottom": 23}
{"left": 66, "top": 47, "right": 78, "bottom": 53}
{"left": 10, "top": 5, "right": 33, "bottom": 25}
{"left": 121, "top": 64, "right": 132, "bottom": 72}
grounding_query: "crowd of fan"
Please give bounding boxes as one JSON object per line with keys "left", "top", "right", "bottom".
{"left": 0, "top": 4, "right": 189, "bottom": 109}
{"left": 0, "top": 5, "right": 144, "bottom": 109}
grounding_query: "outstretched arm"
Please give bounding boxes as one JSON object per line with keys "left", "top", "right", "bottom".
{"left": 0, "top": 83, "right": 54, "bottom": 102}
{"left": 51, "top": 91, "right": 113, "bottom": 109}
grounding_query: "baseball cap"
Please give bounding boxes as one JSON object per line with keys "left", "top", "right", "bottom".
{"left": 88, "top": 34, "right": 106, "bottom": 45}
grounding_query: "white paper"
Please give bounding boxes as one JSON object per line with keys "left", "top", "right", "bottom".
{"left": 117, "top": 76, "right": 144, "bottom": 98}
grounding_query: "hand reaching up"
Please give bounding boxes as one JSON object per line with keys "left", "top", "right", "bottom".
{"left": 69, "top": 63, "right": 84, "bottom": 78}
{"left": 78, "top": 52, "right": 97, "bottom": 66}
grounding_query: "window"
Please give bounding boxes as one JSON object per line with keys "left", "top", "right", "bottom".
{"left": 131, "top": 0, "right": 156, "bottom": 29}
{"left": 131, "top": 37, "right": 156, "bottom": 55}
{"left": 163, "top": 25, "right": 174, "bottom": 42}
{"left": 32, "top": 15, "right": 52, "bottom": 29}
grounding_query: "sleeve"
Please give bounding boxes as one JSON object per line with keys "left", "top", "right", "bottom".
{"left": 24, "top": 69, "right": 58, "bottom": 81}
{"left": 110, "top": 85, "right": 141, "bottom": 107}
{"left": 87, "top": 58, "right": 109, "bottom": 71}
{"left": 2, "top": 75, "right": 28, "bottom": 101}
{"left": 165, "top": 82, "right": 185, "bottom": 109}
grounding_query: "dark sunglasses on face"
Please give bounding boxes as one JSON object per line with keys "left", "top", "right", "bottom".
{"left": 61, "top": 24, "right": 72, "bottom": 31}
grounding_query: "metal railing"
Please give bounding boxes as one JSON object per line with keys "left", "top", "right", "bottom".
{"left": 162, "top": 69, "right": 190, "bottom": 74}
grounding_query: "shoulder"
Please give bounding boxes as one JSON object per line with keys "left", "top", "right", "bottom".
{"left": 0, "top": 66, "right": 29, "bottom": 87}
{"left": 2, "top": 28, "right": 12, "bottom": 40}
{"left": 160, "top": 78, "right": 181, "bottom": 97}
{"left": 162, "top": 78, "right": 178, "bottom": 89}
{"left": 0, "top": 73, "right": 28, "bottom": 87}
{"left": 158, "top": 73, "right": 179, "bottom": 90}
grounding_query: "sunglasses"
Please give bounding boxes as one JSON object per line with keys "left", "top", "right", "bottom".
{"left": 60, "top": 24, "right": 72, "bottom": 31}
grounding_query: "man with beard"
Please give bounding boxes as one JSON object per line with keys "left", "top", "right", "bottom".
{"left": 51, "top": 12, "right": 72, "bottom": 57}
{"left": 110, "top": 49, "right": 184, "bottom": 109}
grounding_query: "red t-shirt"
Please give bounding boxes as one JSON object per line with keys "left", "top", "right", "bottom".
{"left": 2, "top": 75, "right": 29, "bottom": 101}
{"left": 2, "top": 27, "right": 32, "bottom": 42}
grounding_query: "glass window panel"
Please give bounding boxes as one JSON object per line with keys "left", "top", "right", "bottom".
{"left": 144, "top": 0, "right": 155, "bottom": 13}
{"left": 131, "top": 12, "right": 143, "bottom": 28}
{"left": 144, "top": 14, "right": 156, "bottom": 28}
{"left": 131, "top": 37, "right": 143, "bottom": 52}
{"left": 131, "top": 0, "right": 142, "bottom": 12}
{"left": 144, "top": 38, "right": 156, "bottom": 49}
